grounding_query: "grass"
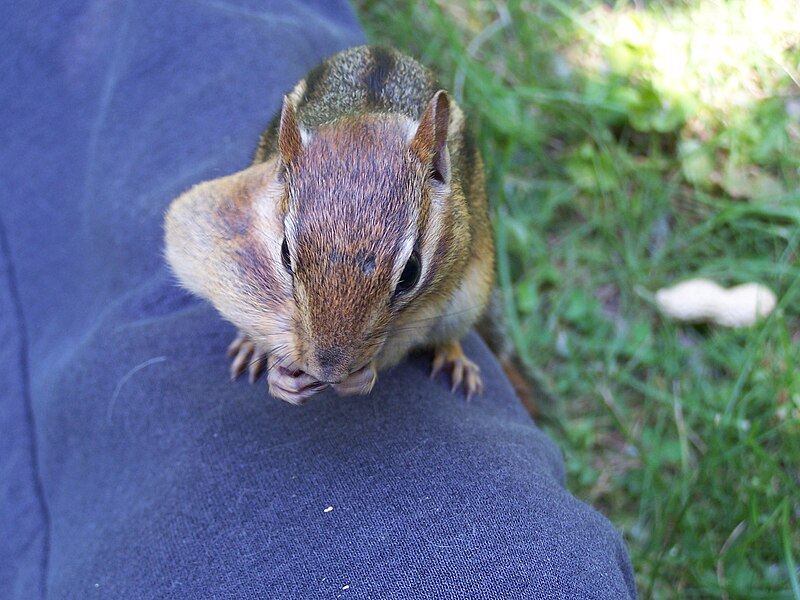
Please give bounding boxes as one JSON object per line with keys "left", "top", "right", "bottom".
{"left": 353, "top": 1, "right": 800, "bottom": 597}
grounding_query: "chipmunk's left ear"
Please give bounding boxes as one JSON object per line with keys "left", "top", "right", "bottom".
{"left": 278, "top": 96, "right": 303, "bottom": 165}
{"left": 410, "top": 90, "right": 450, "bottom": 184}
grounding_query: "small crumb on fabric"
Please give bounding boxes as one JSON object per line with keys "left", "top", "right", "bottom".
{"left": 342, "top": 584, "right": 350, "bottom": 590}
{"left": 324, "top": 506, "right": 334, "bottom": 513}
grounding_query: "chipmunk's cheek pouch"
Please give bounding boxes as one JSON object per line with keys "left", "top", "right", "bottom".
{"left": 331, "top": 362, "right": 377, "bottom": 397}
{"left": 267, "top": 366, "right": 327, "bottom": 405}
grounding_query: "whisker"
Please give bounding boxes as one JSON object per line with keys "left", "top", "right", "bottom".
{"left": 392, "top": 304, "right": 485, "bottom": 330}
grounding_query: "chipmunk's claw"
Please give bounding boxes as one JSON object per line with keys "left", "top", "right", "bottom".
{"left": 227, "top": 332, "right": 268, "bottom": 382}
{"left": 463, "top": 366, "right": 483, "bottom": 401}
{"left": 247, "top": 356, "right": 267, "bottom": 384}
{"left": 431, "top": 341, "right": 483, "bottom": 400}
{"left": 430, "top": 352, "right": 446, "bottom": 380}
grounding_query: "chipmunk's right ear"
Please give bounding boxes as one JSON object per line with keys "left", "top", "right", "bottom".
{"left": 278, "top": 96, "right": 303, "bottom": 165}
{"left": 410, "top": 90, "right": 450, "bottom": 184}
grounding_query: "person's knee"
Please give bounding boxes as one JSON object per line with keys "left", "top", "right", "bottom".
{"left": 520, "top": 486, "right": 637, "bottom": 599}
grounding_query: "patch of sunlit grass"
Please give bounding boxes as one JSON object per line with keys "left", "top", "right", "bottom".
{"left": 575, "top": 0, "right": 799, "bottom": 118}
{"left": 567, "top": 0, "right": 800, "bottom": 200}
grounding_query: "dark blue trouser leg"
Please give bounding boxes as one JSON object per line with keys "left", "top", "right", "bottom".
{"left": 0, "top": 1, "right": 636, "bottom": 597}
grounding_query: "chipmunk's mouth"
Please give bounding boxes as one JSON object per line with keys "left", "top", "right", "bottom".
{"left": 268, "top": 365, "right": 328, "bottom": 405}
{"left": 271, "top": 360, "right": 376, "bottom": 402}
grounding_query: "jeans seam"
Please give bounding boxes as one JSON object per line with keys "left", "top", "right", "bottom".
{"left": 0, "top": 215, "right": 51, "bottom": 599}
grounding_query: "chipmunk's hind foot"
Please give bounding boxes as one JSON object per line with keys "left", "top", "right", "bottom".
{"left": 431, "top": 340, "right": 483, "bottom": 400}
{"left": 227, "top": 332, "right": 268, "bottom": 383}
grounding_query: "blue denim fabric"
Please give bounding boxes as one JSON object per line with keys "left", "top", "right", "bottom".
{"left": 0, "top": 1, "right": 636, "bottom": 597}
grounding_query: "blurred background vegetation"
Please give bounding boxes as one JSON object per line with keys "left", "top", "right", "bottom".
{"left": 353, "top": 1, "right": 799, "bottom": 597}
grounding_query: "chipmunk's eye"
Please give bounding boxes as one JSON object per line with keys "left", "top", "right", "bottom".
{"left": 281, "top": 238, "right": 292, "bottom": 274}
{"left": 395, "top": 250, "right": 421, "bottom": 296}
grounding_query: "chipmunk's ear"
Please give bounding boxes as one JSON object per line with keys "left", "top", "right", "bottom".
{"left": 410, "top": 90, "right": 450, "bottom": 184}
{"left": 278, "top": 96, "right": 302, "bottom": 165}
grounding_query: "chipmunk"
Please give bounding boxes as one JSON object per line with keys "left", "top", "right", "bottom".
{"left": 164, "top": 46, "right": 497, "bottom": 405}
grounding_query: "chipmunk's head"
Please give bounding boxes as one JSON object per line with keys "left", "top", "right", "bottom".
{"left": 275, "top": 90, "right": 466, "bottom": 384}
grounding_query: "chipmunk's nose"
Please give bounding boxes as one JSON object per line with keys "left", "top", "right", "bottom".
{"left": 314, "top": 346, "right": 351, "bottom": 383}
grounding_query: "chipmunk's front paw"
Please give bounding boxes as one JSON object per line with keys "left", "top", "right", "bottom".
{"left": 431, "top": 340, "right": 483, "bottom": 400}
{"left": 331, "top": 362, "right": 377, "bottom": 397}
{"left": 227, "top": 332, "right": 268, "bottom": 383}
{"left": 267, "top": 355, "right": 327, "bottom": 405}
